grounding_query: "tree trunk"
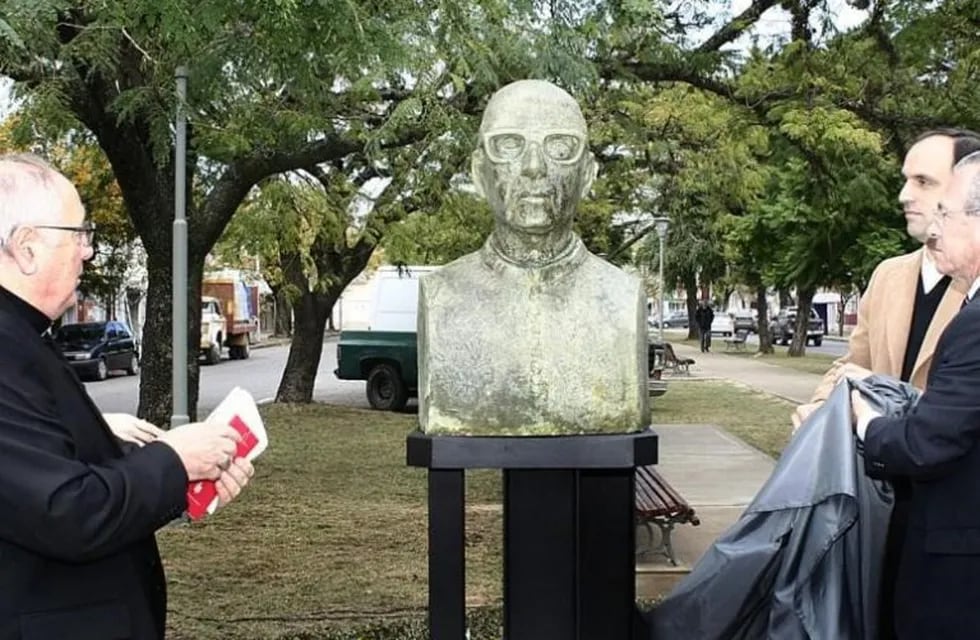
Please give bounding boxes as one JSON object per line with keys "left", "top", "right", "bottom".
{"left": 138, "top": 250, "right": 204, "bottom": 426}
{"left": 755, "top": 285, "right": 774, "bottom": 354}
{"left": 778, "top": 288, "right": 794, "bottom": 308}
{"left": 273, "top": 229, "right": 379, "bottom": 403}
{"left": 126, "top": 287, "right": 143, "bottom": 339}
{"left": 684, "top": 272, "right": 699, "bottom": 341}
{"left": 272, "top": 285, "right": 293, "bottom": 336}
{"left": 275, "top": 291, "right": 333, "bottom": 402}
{"left": 838, "top": 287, "right": 854, "bottom": 337}
{"left": 788, "top": 287, "right": 815, "bottom": 357}
{"left": 720, "top": 285, "right": 734, "bottom": 312}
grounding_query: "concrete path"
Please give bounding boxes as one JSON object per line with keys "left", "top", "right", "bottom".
{"left": 637, "top": 340, "right": 835, "bottom": 597}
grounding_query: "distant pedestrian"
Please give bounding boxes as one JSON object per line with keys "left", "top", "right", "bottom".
{"left": 694, "top": 300, "right": 714, "bottom": 353}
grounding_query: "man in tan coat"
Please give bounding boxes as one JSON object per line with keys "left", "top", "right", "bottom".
{"left": 793, "top": 128, "right": 980, "bottom": 640}
{"left": 794, "top": 129, "right": 980, "bottom": 427}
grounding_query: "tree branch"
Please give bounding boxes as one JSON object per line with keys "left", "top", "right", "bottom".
{"left": 200, "top": 126, "right": 428, "bottom": 251}
{"left": 696, "top": 0, "right": 784, "bottom": 53}
{"left": 610, "top": 58, "right": 738, "bottom": 99}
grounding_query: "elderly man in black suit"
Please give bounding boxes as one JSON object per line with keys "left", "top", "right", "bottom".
{"left": 0, "top": 154, "right": 253, "bottom": 639}
{"left": 853, "top": 150, "right": 980, "bottom": 639}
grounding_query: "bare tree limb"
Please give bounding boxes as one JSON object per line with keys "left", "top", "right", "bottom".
{"left": 696, "top": 0, "right": 784, "bottom": 53}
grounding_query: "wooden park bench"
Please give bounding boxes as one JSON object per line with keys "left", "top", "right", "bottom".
{"left": 634, "top": 465, "right": 701, "bottom": 566}
{"left": 662, "top": 342, "right": 695, "bottom": 376}
{"left": 724, "top": 329, "right": 749, "bottom": 352}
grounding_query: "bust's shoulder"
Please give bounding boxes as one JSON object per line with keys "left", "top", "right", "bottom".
{"left": 579, "top": 253, "right": 641, "bottom": 289}
{"left": 420, "top": 252, "right": 485, "bottom": 294}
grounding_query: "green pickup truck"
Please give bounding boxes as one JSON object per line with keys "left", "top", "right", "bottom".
{"left": 334, "top": 330, "right": 417, "bottom": 411}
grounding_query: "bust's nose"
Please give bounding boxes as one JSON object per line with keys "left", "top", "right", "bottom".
{"left": 520, "top": 141, "right": 546, "bottom": 178}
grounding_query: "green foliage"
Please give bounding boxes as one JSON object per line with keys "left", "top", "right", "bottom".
{"left": 625, "top": 85, "right": 769, "bottom": 293}
{"left": 751, "top": 107, "right": 903, "bottom": 292}
{"left": 382, "top": 192, "right": 493, "bottom": 266}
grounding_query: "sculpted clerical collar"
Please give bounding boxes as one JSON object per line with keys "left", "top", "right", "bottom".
{"left": 481, "top": 232, "right": 588, "bottom": 280}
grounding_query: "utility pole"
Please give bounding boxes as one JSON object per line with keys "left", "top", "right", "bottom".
{"left": 653, "top": 216, "right": 671, "bottom": 343}
{"left": 171, "top": 66, "right": 189, "bottom": 428}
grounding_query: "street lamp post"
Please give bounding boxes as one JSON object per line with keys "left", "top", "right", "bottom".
{"left": 171, "top": 66, "right": 189, "bottom": 428}
{"left": 653, "top": 216, "right": 671, "bottom": 344}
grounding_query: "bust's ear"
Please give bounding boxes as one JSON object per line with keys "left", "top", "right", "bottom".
{"left": 470, "top": 149, "right": 488, "bottom": 199}
{"left": 579, "top": 152, "right": 597, "bottom": 199}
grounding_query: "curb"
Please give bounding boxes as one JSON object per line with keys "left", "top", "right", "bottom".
{"left": 250, "top": 338, "right": 292, "bottom": 350}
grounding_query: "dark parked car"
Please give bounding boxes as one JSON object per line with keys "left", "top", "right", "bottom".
{"left": 55, "top": 321, "right": 140, "bottom": 381}
{"left": 769, "top": 307, "right": 824, "bottom": 347}
{"left": 661, "top": 311, "right": 690, "bottom": 329}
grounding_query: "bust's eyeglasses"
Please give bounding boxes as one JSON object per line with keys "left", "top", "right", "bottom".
{"left": 482, "top": 130, "right": 586, "bottom": 165}
{"left": 34, "top": 221, "right": 96, "bottom": 247}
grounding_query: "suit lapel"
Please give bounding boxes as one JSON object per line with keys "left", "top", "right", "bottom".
{"left": 911, "top": 277, "right": 968, "bottom": 382}
{"left": 885, "top": 251, "right": 921, "bottom": 376}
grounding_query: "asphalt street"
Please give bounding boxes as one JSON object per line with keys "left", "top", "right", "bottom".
{"left": 85, "top": 336, "right": 370, "bottom": 416}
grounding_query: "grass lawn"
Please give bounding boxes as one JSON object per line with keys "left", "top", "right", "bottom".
{"left": 160, "top": 404, "right": 503, "bottom": 639}
{"left": 161, "top": 383, "right": 793, "bottom": 639}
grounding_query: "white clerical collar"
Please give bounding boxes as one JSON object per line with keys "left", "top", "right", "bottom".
{"left": 921, "top": 250, "right": 946, "bottom": 294}
{"left": 481, "top": 233, "right": 588, "bottom": 280}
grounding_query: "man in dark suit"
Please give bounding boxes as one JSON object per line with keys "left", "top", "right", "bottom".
{"left": 853, "top": 150, "right": 980, "bottom": 639}
{"left": 0, "top": 154, "right": 253, "bottom": 639}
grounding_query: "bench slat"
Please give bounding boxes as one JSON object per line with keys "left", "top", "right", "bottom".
{"left": 635, "top": 466, "right": 695, "bottom": 519}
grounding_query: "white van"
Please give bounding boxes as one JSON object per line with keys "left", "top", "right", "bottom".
{"left": 336, "top": 265, "right": 439, "bottom": 332}
{"left": 368, "top": 265, "right": 438, "bottom": 331}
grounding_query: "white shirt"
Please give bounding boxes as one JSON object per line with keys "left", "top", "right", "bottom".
{"left": 921, "top": 250, "right": 945, "bottom": 294}
{"left": 969, "top": 276, "right": 980, "bottom": 302}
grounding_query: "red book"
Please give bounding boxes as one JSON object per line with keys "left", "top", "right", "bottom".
{"left": 185, "top": 388, "right": 268, "bottom": 519}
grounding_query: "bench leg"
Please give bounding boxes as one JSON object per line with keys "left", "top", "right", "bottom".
{"left": 650, "top": 518, "right": 679, "bottom": 566}
{"left": 636, "top": 520, "right": 657, "bottom": 557}
{"left": 661, "top": 522, "right": 678, "bottom": 567}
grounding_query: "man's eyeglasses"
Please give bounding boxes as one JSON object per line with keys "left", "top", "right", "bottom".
{"left": 34, "top": 221, "right": 96, "bottom": 247}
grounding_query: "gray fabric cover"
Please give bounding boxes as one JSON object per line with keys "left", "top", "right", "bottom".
{"left": 647, "top": 375, "right": 918, "bottom": 639}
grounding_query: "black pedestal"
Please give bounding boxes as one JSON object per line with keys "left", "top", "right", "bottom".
{"left": 407, "top": 429, "right": 658, "bottom": 640}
